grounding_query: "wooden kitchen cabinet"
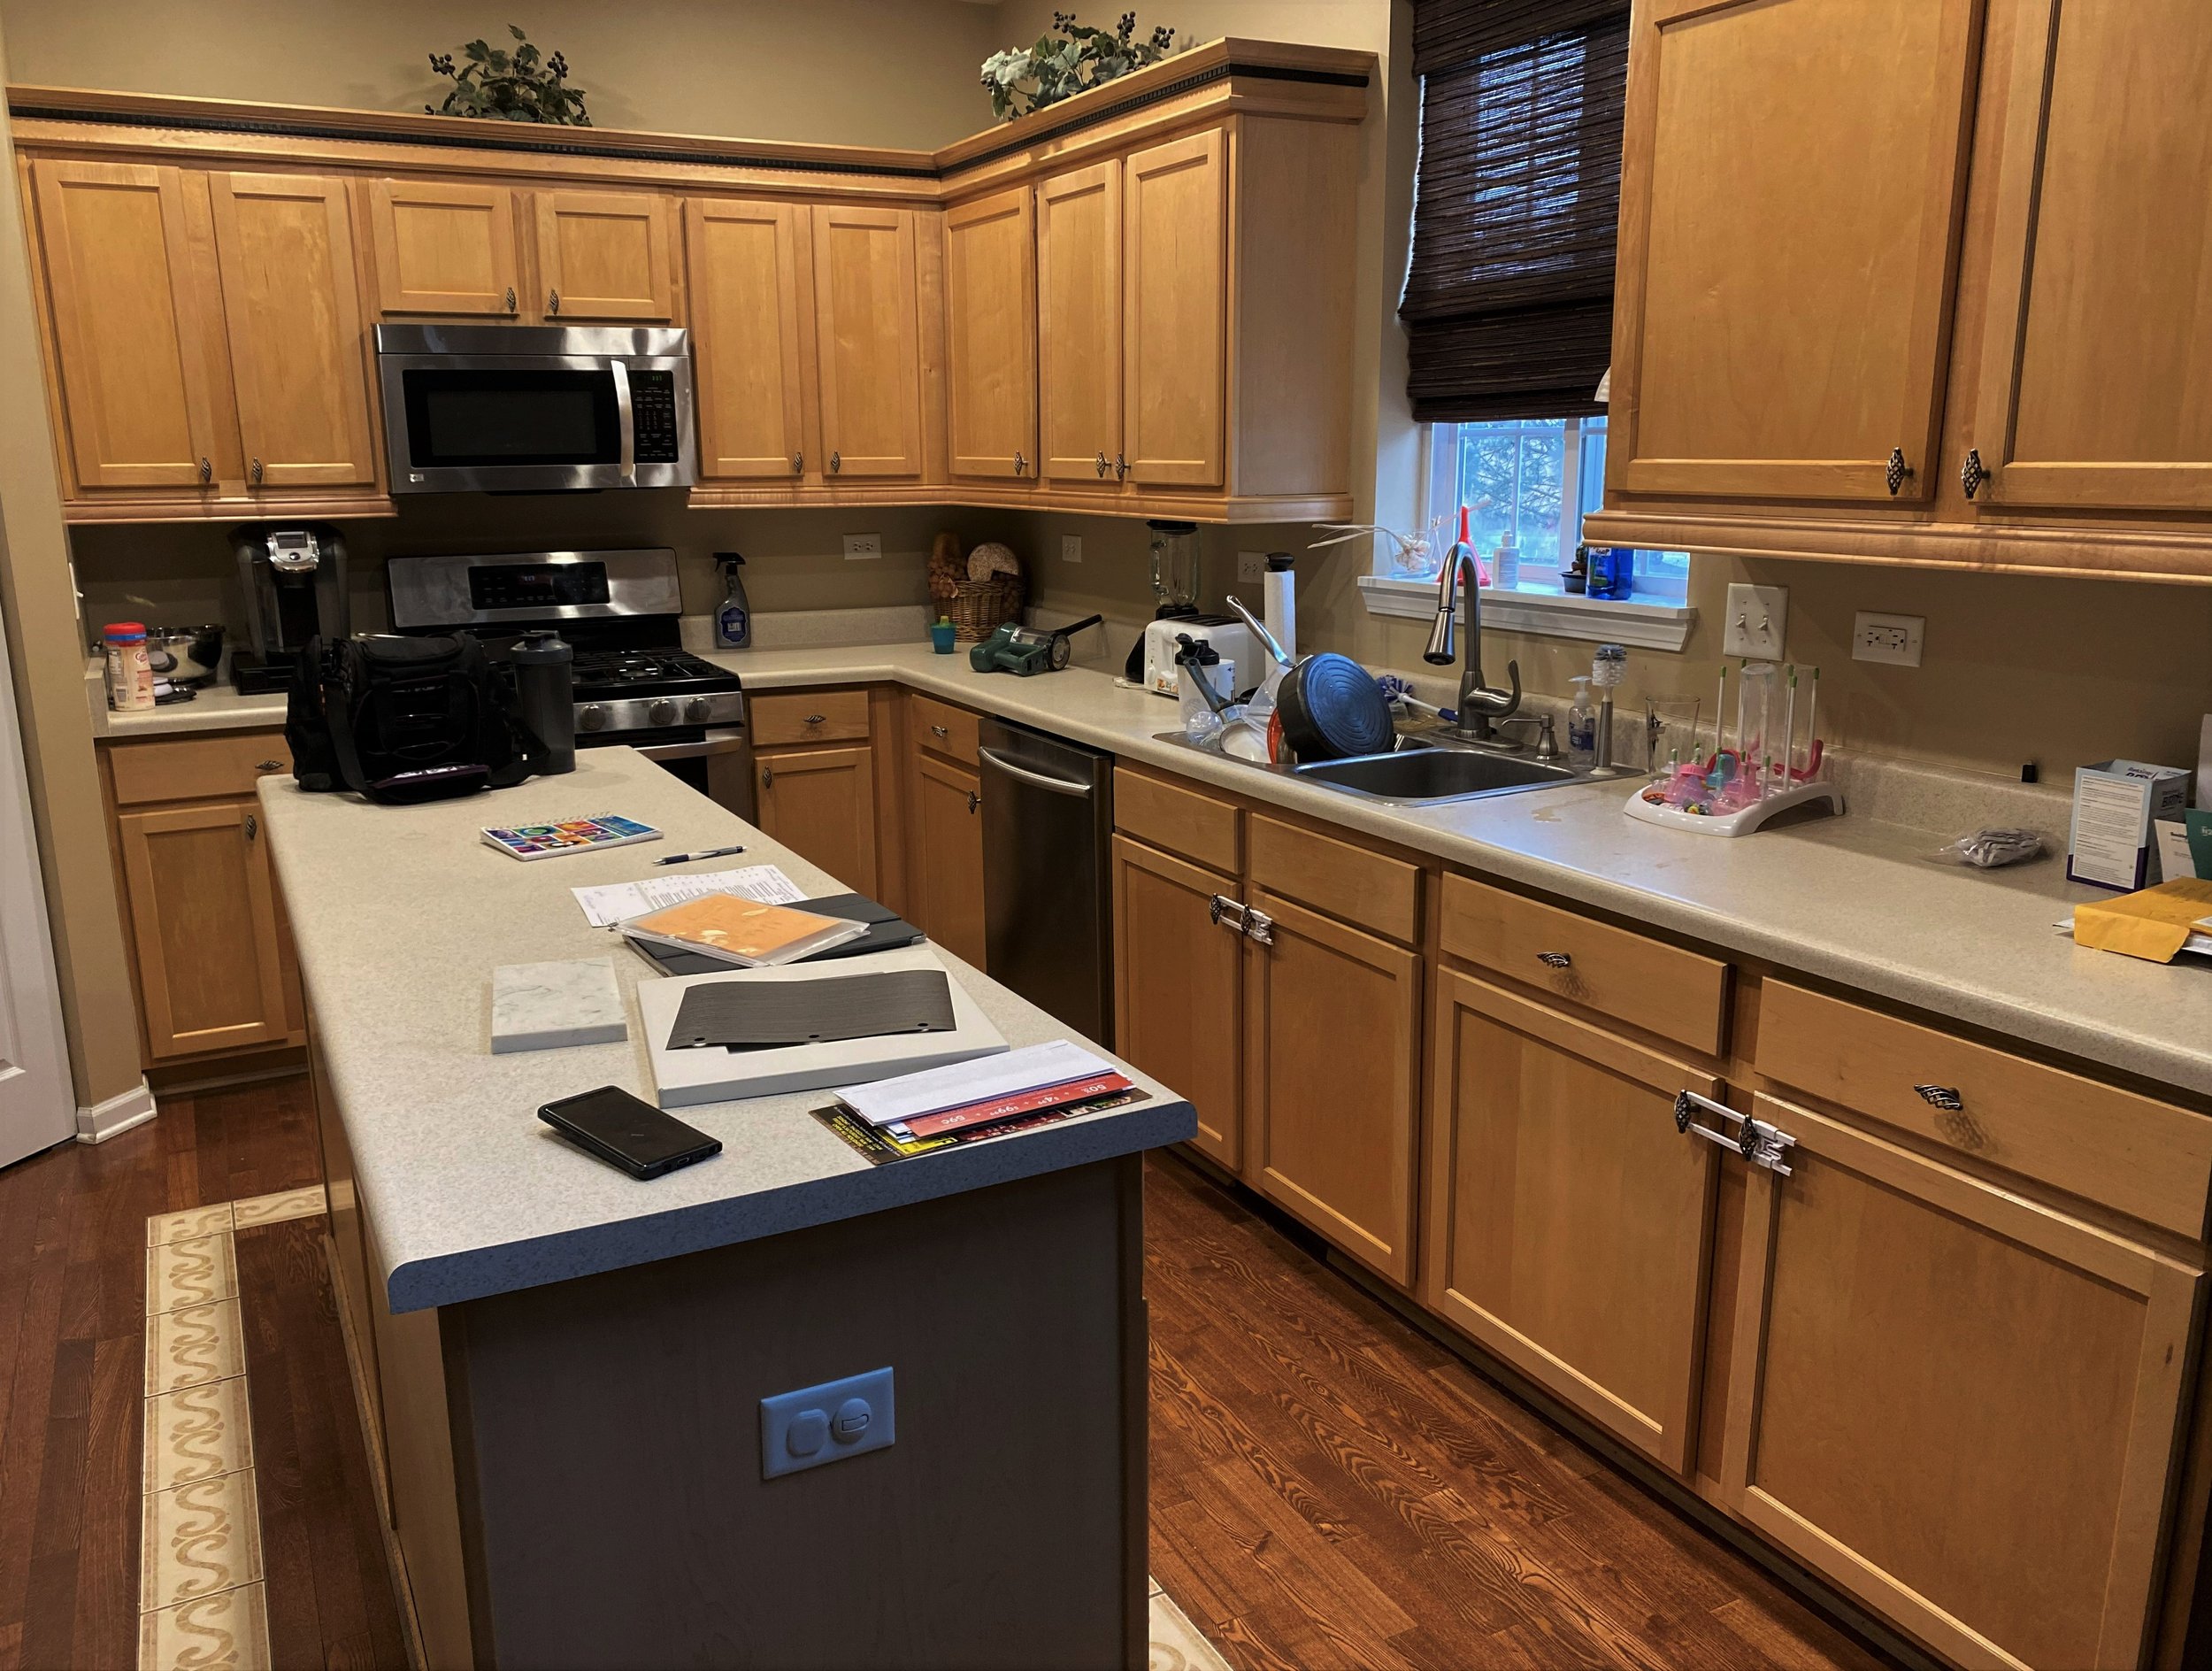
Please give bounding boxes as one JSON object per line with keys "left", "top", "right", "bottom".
{"left": 1721, "top": 1095, "right": 2200, "bottom": 1670}
{"left": 1424, "top": 970, "right": 1720, "bottom": 1474}
{"left": 1110, "top": 835, "right": 1243, "bottom": 1169}
{"left": 115, "top": 799, "right": 291, "bottom": 1060}
{"left": 687, "top": 198, "right": 810, "bottom": 480}
{"left": 207, "top": 171, "right": 379, "bottom": 490}
{"left": 28, "top": 158, "right": 224, "bottom": 493}
{"left": 809, "top": 204, "right": 925, "bottom": 479}
{"left": 910, "top": 753, "right": 986, "bottom": 967}
{"left": 943, "top": 185, "right": 1037, "bottom": 482}
{"left": 755, "top": 744, "right": 879, "bottom": 897}
{"left": 1242, "top": 885, "right": 1421, "bottom": 1283}
{"left": 1121, "top": 127, "right": 1227, "bottom": 490}
{"left": 365, "top": 177, "right": 521, "bottom": 316}
{"left": 534, "top": 188, "right": 675, "bottom": 322}
{"left": 1035, "top": 159, "right": 1122, "bottom": 488}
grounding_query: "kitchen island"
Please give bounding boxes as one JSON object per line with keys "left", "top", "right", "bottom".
{"left": 258, "top": 746, "right": 1194, "bottom": 1671}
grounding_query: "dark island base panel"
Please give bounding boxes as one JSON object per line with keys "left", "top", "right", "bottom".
{"left": 366, "top": 1155, "right": 1148, "bottom": 1671}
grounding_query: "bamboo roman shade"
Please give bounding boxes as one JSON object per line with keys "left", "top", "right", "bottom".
{"left": 1401, "top": 0, "right": 1631, "bottom": 422}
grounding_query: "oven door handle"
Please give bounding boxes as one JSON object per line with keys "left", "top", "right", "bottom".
{"left": 611, "top": 359, "right": 637, "bottom": 487}
{"left": 633, "top": 733, "right": 749, "bottom": 763}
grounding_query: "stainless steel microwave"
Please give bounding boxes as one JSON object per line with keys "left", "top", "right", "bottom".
{"left": 373, "top": 323, "right": 696, "bottom": 493}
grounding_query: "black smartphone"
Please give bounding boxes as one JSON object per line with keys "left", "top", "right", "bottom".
{"left": 538, "top": 1086, "right": 721, "bottom": 1181}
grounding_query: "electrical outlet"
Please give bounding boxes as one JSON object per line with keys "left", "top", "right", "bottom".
{"left": 1722, "top": 583, "right": 1788, "bottom": 659}
{"left": 1237, "top": 551, "right": 1267, "bottom": 584}
{"left": 1852, "top": 611, "right": 1925, "bottom": 666}
{"left": 1061, "top": 535, "right": 1083, "bottom": 565}
{"left": 841, "top": 532, "right": 882, "bottom": 561}
{"left": 760, "top": 1367, "right": 895, "bottom": 1479}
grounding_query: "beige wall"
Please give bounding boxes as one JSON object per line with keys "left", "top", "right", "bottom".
{"left": 0, "top": 17, "right": 144, "bottom": 1110}
{"left": 0, "top": 0, "right": 1002, "bottom": 148}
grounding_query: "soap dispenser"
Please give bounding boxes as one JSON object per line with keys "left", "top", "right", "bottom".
{"left": 1566, "top": 675, "right": 1595, "bottom": 766}
{"left": 713, "top": 552, "right": 750, "bottom": 650}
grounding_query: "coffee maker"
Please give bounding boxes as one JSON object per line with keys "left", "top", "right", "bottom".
{"left": 230, "top": 524, "right": 350, "bottom": 693}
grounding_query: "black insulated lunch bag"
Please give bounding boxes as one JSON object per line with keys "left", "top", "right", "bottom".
{"left": 288, "top": 634, "right": 537, "bottom": 805}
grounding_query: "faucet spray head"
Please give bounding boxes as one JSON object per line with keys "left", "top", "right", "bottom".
{"left": 1425, "top": 505, "right": 1472, "bottom": 666}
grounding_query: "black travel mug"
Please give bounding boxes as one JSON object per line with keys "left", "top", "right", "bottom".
{"left": 511, "top": 630, "right": 575, "bottom": 774}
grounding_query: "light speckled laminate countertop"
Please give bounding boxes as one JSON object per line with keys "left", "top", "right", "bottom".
{"left": 258, "top": 746, "right": 1194, "bottom": 1312}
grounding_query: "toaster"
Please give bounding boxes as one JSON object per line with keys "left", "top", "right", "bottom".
{"left": 1142, "top": 615, "right": 1257, "bottom": 699}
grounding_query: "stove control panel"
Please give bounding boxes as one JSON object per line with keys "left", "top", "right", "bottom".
{"left": 573, "top": 690, "right": 745, "bottom": 734}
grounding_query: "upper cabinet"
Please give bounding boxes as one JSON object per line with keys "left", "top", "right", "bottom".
{"left": 1594, "top": 0, "right": 2212, "bottom": 580}
{"left": 1121, "top": 129, "right": 1227, "bottom": 490}
{"left": 943, "top": 185, "right": 1038, "bottom": 482}
{"left": 365, "top": 178, "right": 522, "bottom": 317}
{"left": 687, "top": 198, "right": 810, "bottom": 481}
{"left": 810, "top": 204, "right": 926, "bottom": 480}
{"left": 1036, "top": 160, "right": 1123, "bottom": 489}
{"left": 534, "top": 189, "right": 677, "bottom": 322}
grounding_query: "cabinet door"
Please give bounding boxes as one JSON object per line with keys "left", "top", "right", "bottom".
{"left": 809, "top": 204, "right": 923, "bottom": 478}
{"left": 1969, "top": 1, "right": 2212, "bottom": 511}
{"left": 1609, "top": 0, "right": 1979, "bottom": 502}
{"left": 1122, "top": 130, "right": 1226, "bottom": 489}
{"left": 1723, "top": 1097, "right": 2200, "bottom": 1670}
{"left": 29, "top": 159, "right": 221, "bottom": 489}
{"left": 1111, "top": 836, "right": 1242, "bottom": 1169}
{"left": 1243, "top": 887, "right": 1420, "bottom": 1282}
{"left": 1425, "top": 972, "right": 1719, "bottom": 1474}
{"left": 687, "top": 198, "right": 810, "bottom": 481}
{"left": 1038, "top": 159, "right": 1125, "bottom": 486}
{"left": 117, "top": 801, "right": 289, "bottom": 1059}
{"left": 756, "top": 745, "right": 879, "bottom": 896}
{"left": 911, "top": 754, "right": 986, "bottom": 966}
{"left": 944, "top": 186, "right": 1038, "bottom": 481}
{"left": 366, "top": 179, "right": 521, "bottom": 317}
{"left": 534, "top": 189, "right": 675, "bottom": 322}
{"left": 207, "top": 172, "right": 378, "bottom": 489}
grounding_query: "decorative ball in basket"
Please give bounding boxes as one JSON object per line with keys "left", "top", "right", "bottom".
{"left": 928, "top": 535, "right": 1025, "bottom": 641}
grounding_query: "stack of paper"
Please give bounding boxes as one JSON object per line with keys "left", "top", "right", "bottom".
{"left": 809, "top": 1041, "right": 1147, "bottom": 1164}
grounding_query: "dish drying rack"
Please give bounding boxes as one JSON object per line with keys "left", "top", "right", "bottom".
{"left": 1624, "top": 662, "right": 1841, "bottom": 837}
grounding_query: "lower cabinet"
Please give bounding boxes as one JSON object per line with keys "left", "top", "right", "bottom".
{"left": 1721, "top": 1095, "right": 2201, "bottom": 1671}
{"left": 1423, "top": 970, "right": 1720, "bottom": 1474}
{"left": 1110, "top": 834, "right": 1242, "bottom": 1169}
{"left": 1242, "top": 885, "right": 1421, "bottom": 1284}
{"left": 754, "top": 743, "right": 878, "bottom": 895}
{"left": 910, "top": 752, "right": 985, "bottom": 966}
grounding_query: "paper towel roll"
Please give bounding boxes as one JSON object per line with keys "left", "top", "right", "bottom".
{"left": 1263, "top": 555, "right": 1296, "bottom": 663}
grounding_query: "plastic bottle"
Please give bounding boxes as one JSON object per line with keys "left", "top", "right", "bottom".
{"left": 103, "top": 622, "right": 155, "bottom": 712}
{"left": 712, "top": 552, "right": 750, "bottom": 649}
{"left": 1493, "top": 527, "right": 1520, "bottom": 590}
{"left": 1565, "top": 675, "right": 1595, "bottom": 766}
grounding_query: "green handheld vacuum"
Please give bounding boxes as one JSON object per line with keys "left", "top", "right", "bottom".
{"left": 968, "top": 614, "right": 1104, "bottom": 676}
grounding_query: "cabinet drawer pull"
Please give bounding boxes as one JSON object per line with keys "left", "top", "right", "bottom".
{"left": 256, "top": 759, "right": 282, "bottom": 773}
{"left": 1914, "top": 1083, "right": 1964, "bottom": 1111}
{"left": 1535, "top": 951, "right": 1572, "bottom": 969}
{"left": 504, "top": 286, "right": 517, "bottom": 314}
{"left": 1673, "top": 1090, "right": 1797, "bottom": 1174}
{"left": 243, "top": 812, "right": 258, "bottom": 841}
{"left": 1207, "top": 894, "right": 1247, "bottom": 935}
{"left": 1885, "top": 447, "right": 1912, "bottom": 496}
{"left": 1960, "top": 449, "right": 1988, "bottom": 500}
{"left": 930, "top": 724, "right": 949, "bottom": 739}
{"left": 804, "top": 712, "right": 826, "bottom": 726}
{"left": 548, "top": 289, "right": 561, "bottom": 316}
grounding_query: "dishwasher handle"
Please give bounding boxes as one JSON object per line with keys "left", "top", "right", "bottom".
{"left": 978, "top": 746, "right": 1095, "bottom": 799}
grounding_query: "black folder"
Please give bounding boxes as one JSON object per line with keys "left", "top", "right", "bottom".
{"left": 665, "top": 967, "right": 956, "bottom": 1051}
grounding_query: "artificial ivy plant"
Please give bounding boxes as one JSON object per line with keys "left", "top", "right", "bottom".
{"left": 981, "top": 12, "right": 1179, "bottom": 123}
{"left": 427, "top": 25, "right": 591, "bottom": 126}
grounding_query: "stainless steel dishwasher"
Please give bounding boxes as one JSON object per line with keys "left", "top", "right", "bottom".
{"left": 977, "top": 715, "right": 1114, "bottom": 1044}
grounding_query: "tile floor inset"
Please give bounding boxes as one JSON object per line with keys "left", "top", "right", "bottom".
{"left": 141, "top": 1470, "right": 265, "bottom": 1612}
{"left": 145, "top": 1298, "right": 245, "bottom": 1395}
{"left": 139, "top": 1581, "right": 272, "bottom": 1671}
{"left": 147, "top": 1235, "right": 237, "bottom": 1315}
{"left": 1148, "top": 1591, "right": 1233, "bottom": 1671}
{"left": 230, "top": 1185, "right": 326, "bottom": 1230}
{"left": 143, "top": 1376, "right": 254, "bottom": 1493}
{"left": 148, "top": 1203, "right": 233, "bottom": 1247}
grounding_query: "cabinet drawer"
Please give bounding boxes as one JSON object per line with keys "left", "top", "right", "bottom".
{"left": 1439, "top": 874, "right": 1726, "bottom": 1055}
{"left": 749, "top": 689, "right": 871, "bottom": 747}
{"left": 108, "top": 732, "right": 292, "bottom": 806}
{"left": 1757, "top": 982, "right": 2212, "bottom": 1237}
{"left": 910, "top": 695, "right": 979, "bottom": 766}
{"left": 1114, "top": 768, "right": 1240, "bottom": 876}
{"left": 1250, "top": 815, "right": 1419, "bottom": 943}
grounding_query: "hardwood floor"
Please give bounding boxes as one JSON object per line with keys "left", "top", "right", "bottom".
{"left": 0, "top": 1075, "right": 1884, "bottom": 1671}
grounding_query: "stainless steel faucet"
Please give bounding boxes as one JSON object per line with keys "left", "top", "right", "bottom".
{"left": 1424, "top": 544, "right": 1521, "bottom": 745}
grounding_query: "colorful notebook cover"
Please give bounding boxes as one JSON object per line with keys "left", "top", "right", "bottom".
{"left": 621, "top": 894, "right": 867, "bottom": 966}
{"left": 481, "top": 814, "right": 662, "bottom": 861}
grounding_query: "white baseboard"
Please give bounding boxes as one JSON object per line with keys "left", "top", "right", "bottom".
{"left": 76, "top": 1079, "right": 156, "bottom": 1144}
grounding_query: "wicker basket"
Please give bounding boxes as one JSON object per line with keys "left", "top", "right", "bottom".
{"left": 947, "top": 574, "right": 1025, "bottom": 641}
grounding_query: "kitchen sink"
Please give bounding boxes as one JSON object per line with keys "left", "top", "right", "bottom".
{"left": 1293, "top": 744, "right": 1586, "bottom": 805}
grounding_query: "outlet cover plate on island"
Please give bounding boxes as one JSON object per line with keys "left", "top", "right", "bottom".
{"left": 842, "top": 533, "right": 882, "bottom": 561}
{"left": 1722, "top": 583, "right": 1787, "bottom": 659}
{"left": 761, "top": 1366, "right": 895, "bottom": 1479}
{"left": 1853, "top": 611, "right": 1925, "bottom": 666}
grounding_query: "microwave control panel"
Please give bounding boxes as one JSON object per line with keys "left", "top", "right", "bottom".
{"left": 629, "top": 370, "right": 682, "bottom": 464}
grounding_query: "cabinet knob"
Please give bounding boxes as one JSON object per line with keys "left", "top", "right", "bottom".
{"left": 804, "top": 712, "right": 826, "bottom": 726}
{"left": 1013, "top": 450, "right": 1026, "bottom": 475}
{"left": 965, "top": 789, "right": 979, "bottom": 813}
{"left": 793, "top": 450, "right": 804, "bottom": 474}
{"left": 1960, "top": 449, "right": 1988, "bottom": 500}
{"left": 1095, "top": 450, "right": 1109, "bottom": 478}
{"left": 256, "top": 758, "right": 282, "bottom": 772}
{"left": 829, "top": 450, "right": 842, "bottom": 474}
{"left": 1115, "top": 452, "right": 1128, "bottom": 481}
{"left": 249, "top": 458, "right": 264, "bottom": 485}
{"left": 243, "top": 812, "right": 257, "bottom": 841}
{"left": 548, "top": 289, "right": 560, "bottom": 316}
{"left": 197, "top": 458, "right": 211, "bottom": 484}
{"left": 504, "top": 286, "right": 518, "bottom": 314}
{"left": 1535, "top": 951, "right": 1572, "bottom": 969}
{"left": 1914, "top": 1083, "right": 1964, "bottom": 1112}
{"left": 759, "top": 763, "right": 774, "bottom": 789}
{"left": 930, "top": 724, "right": 949, "bottom": 739}
{"left": 1885, "top": 447, "right": 1912, "bottom": 496}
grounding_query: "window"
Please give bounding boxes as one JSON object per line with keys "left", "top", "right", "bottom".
{"left": 1419, "top": 416, "right": 1690, "bottom": 602}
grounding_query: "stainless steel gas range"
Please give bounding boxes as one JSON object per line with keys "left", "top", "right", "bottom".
{"left": 386, "top": 547, "right": 752, "bottom": 817}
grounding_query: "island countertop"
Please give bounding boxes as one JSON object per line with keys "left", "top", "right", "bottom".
{"left": 257, "top": 746, "right": 1194, "bottom": 1312}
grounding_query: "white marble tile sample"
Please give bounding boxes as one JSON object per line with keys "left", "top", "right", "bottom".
{"left": 491, "top": 957, "right": 627, "bottom": 1054}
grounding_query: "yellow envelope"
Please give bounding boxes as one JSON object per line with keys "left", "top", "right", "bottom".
{"left": 2073, "top": 878, "right": 2212, "bottom": 964}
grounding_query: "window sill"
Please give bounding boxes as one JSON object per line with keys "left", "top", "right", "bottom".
{"left": 1356, "top": 574, "right": 1698, "bottom": 653}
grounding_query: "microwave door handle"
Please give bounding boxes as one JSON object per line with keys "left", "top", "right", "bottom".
{"left": 611, "top": 359, "right": 637, "bottom": 486}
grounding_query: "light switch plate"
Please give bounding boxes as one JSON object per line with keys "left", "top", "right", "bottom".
{"left": 761, "top": 1366, "right": 895, "bottom": 1479}
{"left": 842, "top": 533, "right": 882, "bottom": 561}
{"left": 1061, "top": 535, "right": 1083, "bottom": 565}
{"left": 1853, "top": 611, "right": 1925, "bottom": 666}
{"left": 1722, "top": 583, "right": 1787, "bottom": 659}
